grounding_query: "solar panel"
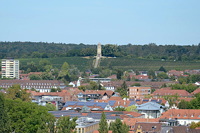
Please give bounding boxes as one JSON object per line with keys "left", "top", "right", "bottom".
{"left": 63, "top": 101, "right": 78, "bottom": 107}
{"left": 86, "top": 102, "right": 95, "bottom": 106}
{"left": 108, "top": 100, "right": 116, "bottom": 106}
{"left": 129, "top": 101, "right": 136, "bottom": 106}
{"left": 77, "top": 102, "right": 85, "bottom": 106}
{"left": 96, "top": 102, "right": 107, "bottom": 108}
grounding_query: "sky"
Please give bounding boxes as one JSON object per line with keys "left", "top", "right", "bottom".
{"left": 0, "top": 0, "right": 200, "bottom": 45}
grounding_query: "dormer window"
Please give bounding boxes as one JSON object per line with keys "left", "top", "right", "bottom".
{"left": 177, "top": 114, "right": 180, "bottom": 117}
{"left": 184, "top": 114, "right": 187, "bottom": 117}
{"left": 191, "top": 114, "right": 194, "bottom": 117}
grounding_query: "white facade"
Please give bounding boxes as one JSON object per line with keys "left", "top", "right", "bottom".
{"left": 1, "top": 59, "right": 19, "bottom": 79}
{"left": 178, "top": 119, "right": 200, "bottom": 126}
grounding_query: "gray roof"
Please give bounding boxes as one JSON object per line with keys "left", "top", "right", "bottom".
{"left": 137, "top": 102, "right": 165, "bottom": 111}
{"left": 48, "top": 110, "right": 121, "bottom": 120}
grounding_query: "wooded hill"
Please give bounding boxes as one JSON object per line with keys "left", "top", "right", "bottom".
{"left": 1, "top": 41, "right": 200, "bottom": 61}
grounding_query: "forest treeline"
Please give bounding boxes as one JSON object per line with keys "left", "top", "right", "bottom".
{"left": 1, "top": 41, "right": 200, "bottom": 61}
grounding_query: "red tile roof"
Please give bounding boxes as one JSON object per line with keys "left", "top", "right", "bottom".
{"left": 123, "top": 118, "right": 159, "bottom": 130}
{"left": 153, "top": 88, "right": 192, "bottom": 97}
{"left": 160, "top": 109, "right": 200, "bottom": 120}
{"left": 192, "top": 88, "right": 200, "bottom": 95}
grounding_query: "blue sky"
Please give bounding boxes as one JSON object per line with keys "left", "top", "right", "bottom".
{"left": 0, "top": 0, "right": 200, "bottom": 45}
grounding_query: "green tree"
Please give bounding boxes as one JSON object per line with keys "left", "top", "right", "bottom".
{"left": 148, "top": 70, "right": 156, "bottom": 79}
{"left": 190, "top": 121, "right": 200, "bottom": 129}
{"left": 116, "top": 81, "right": 128, "bottom": 98}
{"left": 110, "top": 118, "right": 129, "bottom": 133}
{"left": 171, "top": 83, "right": 198, "bottom": 93}
{"left": 56, "top": 116, "right": 77, "bottom": 133}
{"left": 131, "top": 83, "right": 141, "bottom": 86}
{"left": 159, "top": 66, "right": 167, "bottom": 72}
{"left": 88, "top": 81, "right": 98, "bottom": 90}
{"left": 157, "top": 72, "right": 168, "bottom": 79}
{"left": 0, "top": 93, "right": 11, "bottom": 133}
{"left": 58, "top": 62, "right": 71, "bottom": 82}
{"left": 98, "top": 112, "right": 108, "bottom": 133}
{"left": 29, "top": 74, "right": 42, "bottom": 80}
{"left": 163, "top": 94, "right": 179, "bottom": 107}
{"left": 41, "top": 72, "right": 54, "bottom": 80}
{"left": 116, "top": 70, "right": 123, "bottom": 80}
{"left": 125, "top": 105, "right": 137, "bottom": 112}
{"left": 5, "top": 98, "right": 55, "bottom": 133}
{"left": 4, "top": 84, "right": 31, "bottom": 101}
{"left": 102, "top": 44, "right": 118, "bottom": 57}
{"left": 114, "top": 106, "right": 126, "bottom": 111}
{"left": 45, "top": 103, "right": 57, "bottom": 111}
{"left": 178, "top": 100, "right": 192, "bottom": 109}
{"left": 78, "top": 85, "right": 87, "bottom": 92}
{"left": 61, "top": 62, "right": 70, "bottom": 71}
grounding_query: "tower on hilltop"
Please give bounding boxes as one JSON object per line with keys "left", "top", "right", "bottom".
{"left": 97, "top": 43, "right": 102, "bottom": 57}
{"left": 94, "top": 43, "right": 102, "bottom": 68}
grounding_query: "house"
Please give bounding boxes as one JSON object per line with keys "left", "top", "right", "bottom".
{"left": 152, "top": 88, "right": 193, "bottom": 98}
{"left": 191, "top": 88, "right": 200, "bottom": 95}
{"left": 129, "top": 98, "right": 169, "bottom": 108}
{"left": 133, "top": 122, "right": 162, "bottom": 133}
{"left": 159, "top": 109, "right": 200, "bottom": 126}
{"left": 107, "top": 74, "right": 117, "bottom": 80}
{"left": 195, "top": 82, "right": 200, "bottom": 86}
{"left": 77, "top": 90, "right": 115, "bottom": 101}
{"left": 132, "top": 75, "right": 150, "bottom": 81}
{"left": 62, "top": 101, "right": 113, "bottom": 111}
{"left": 184, "top": 69, "right": 200, "bottom": 75}
{"left": 123, "top": 118, "right": 160, "bottom": 131}
{"left": 75, "top": 117, "right": 99, "bottom": 133}
{"left": 168, "top": 70, "right": 184, "bottom": 78}
{"left": 0, "top": 80, "right": 66, "bottom": 92}
{"left": 129, "top": 86, "right": 151, "bottom": 98}
{"left": 19, "top": 72, "right": 43, "bottom": 80}
{"left": 168, "top": 126, "right": 200, "bottom": 133}
{"left": 101, "top": 82, "right": 115, "bottom": 91}
{"left": 28, "top": 90, "right": 74, "bottom": 110}
{"left": 101, "top": 81, "right": 178, "bottom": 91}
{"left": 137, "top": 102, "right": 166, "bottom": 119}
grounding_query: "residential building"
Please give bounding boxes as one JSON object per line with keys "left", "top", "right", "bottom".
{"left": 159, "top": 109, "right": 200, "bottom": 126}
{"left": 0, "top": 80, "right": 66, "bottom": 92}
{"left": 167, "top": 70, "right": 184, "bottom": 78}
{"left": 152, "top": 88, "right": 193, "bottom": 98}
{"left": 1, "top": 58, "right": 19, "bottom": 79}
{"left": 137, "top": 102, "right": 166, "bottom": 118}
{"left": 129, "top": 86, "right": 151, "bottom": 98}
{"left": 29, "top": 90, "right": 75, "bottom": 109}
{"left": 62, "top": 101, "right": 113, "bottom": 111}
{"left": 191, "top": 88, "right": 200, "bottom": 95}
{"left": 168, "top": 126, "right": 200, "bottom": 133}
{"left": 133, "top": 122, "right": 162, "bottom": 133}
{"left": 19, "top": 72, "right": 43, "bottom": 80}
{"left": 77, "top": 90, "right": 115, "bottom": 101}
{"left": 75, "top": 117, "right": 99, "bottom": 133}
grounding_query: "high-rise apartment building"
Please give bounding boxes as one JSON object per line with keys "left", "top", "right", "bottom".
{"left": 1, "top": 58, "right": 19, "bottom": 79}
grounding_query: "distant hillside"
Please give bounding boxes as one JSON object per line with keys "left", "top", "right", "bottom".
{"left": 0, "top": 41, "right": 200, "bottom": 62}
{"left": 13, "top": 57, "right": 200, "bottom": 71}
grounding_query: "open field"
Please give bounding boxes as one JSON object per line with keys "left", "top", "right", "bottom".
{"left": 1, "top": 57, "right": 200, "bottom": 71}
{"left": 100, "top": 57, "right": 200, "bottom": 71}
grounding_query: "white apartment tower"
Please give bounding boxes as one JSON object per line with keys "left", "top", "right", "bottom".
{"left": 1, "top": 58, "right": 19, "bottom": 79}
